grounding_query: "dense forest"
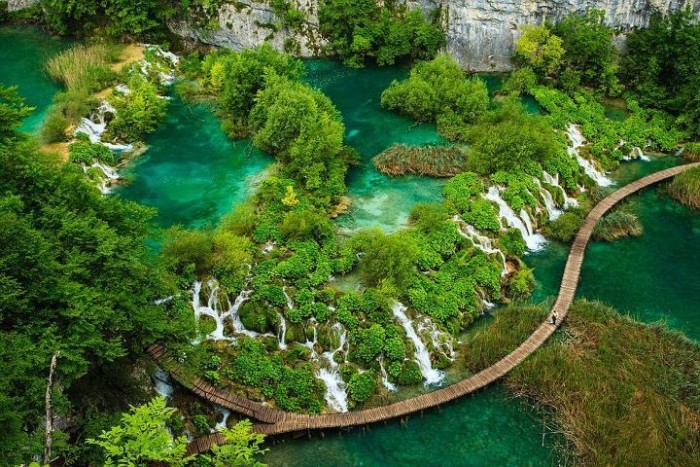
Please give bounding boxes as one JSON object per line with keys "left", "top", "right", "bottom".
{"left": 1, "top": 1, "right": 699, "bottom": 466}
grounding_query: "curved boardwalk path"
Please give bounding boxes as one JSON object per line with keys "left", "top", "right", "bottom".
{"left": 148, "top": 162, "right": 700, "bottom": 455}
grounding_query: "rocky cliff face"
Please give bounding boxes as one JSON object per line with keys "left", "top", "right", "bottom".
{"left": 171, "top": 0, "right": 699, "bottom": 70}
{"left": 8, "top": 0, "right": 700, "bottom": 70}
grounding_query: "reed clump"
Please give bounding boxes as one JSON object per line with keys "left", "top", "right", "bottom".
{"left": 593, "top": 210, "right": 643, "bottom": 241}
{"left": 373, "top": 144, "right": 468, "bottom": 177}
{"left": 668, "top": 166, "right": 700, "bottom": 209}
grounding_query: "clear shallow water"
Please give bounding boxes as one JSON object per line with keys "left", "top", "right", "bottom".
{"left": 0, "top": 26, "right": 71, "bottom": 133}
{"left": 265, "top": 385, "right": 562, "bottom": 467}
{"left": 117, "top": 96, "right": 273, "bottom": 229}
{"left": 528, "top": 156, "right": 700, "bottom": 340}
{"left": 304, "top": 60, "right": 446, "bottom": 232}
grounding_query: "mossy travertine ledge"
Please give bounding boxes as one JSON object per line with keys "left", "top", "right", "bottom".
{"left": 147, "top": 161, "right": 700, "bottom": 455}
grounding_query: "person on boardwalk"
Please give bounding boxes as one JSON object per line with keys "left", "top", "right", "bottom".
{"left": 550, "top": 311, "right": 558, "bottom": 326}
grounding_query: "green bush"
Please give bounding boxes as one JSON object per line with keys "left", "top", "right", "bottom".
{"left": 318, "top": 0, "right": 444, "bottom": 67}
{"left": 381, "top": 55, "right": 488, "bottom": 130}
{"left": 109, "top": 75, "right": 168, "bottom": 141}
{"left": 68, "top": 134, "right": 115, "bottom": 165}
{"left": 545, "top": 211, "right": 584, "bottom": 242}
{"left": 348, "top": 371, "right": 377, "bottom": 404}
{"left": 443, "top": 172, "right": 485, "bottom": 212}
{"left": 397, "top": 360, "right": 423, "bottom": 385}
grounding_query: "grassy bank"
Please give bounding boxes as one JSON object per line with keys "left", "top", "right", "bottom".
{"left": 465, "top": 300, "right": 700, "bottom": 466}
{"left": 668, "top": 166, "right": 700, "bottom": 210}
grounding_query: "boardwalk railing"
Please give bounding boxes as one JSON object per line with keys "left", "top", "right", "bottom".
{"left": 147, "top": 162, "right": 700, "bottom": 455}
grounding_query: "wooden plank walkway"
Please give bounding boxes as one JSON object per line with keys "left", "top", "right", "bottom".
{"left": 148, "top": 162, "right": 700, "bottom": 455}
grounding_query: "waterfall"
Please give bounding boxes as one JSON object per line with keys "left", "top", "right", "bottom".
{"left": 153, "top": 368, "right": 175, "bottom": 398}
{"left": 192, "top": 281, "right": 265, "bottom": 341}
{"left": 566, "top": 124, "right": 614, "bottom": 187}
{"left": 379, "top": 357, "right": 397, "bottom": 392}
{"left": 483, "top": 186, "right": 546, "bottom": 251}
{"left": 391, "top": 302, "right": 444, "bottom": 385}
{"left": 304, "top": 322, "right": 319, "bottom": 359}
{"left": 276, "top": 313, "right": 287, "bottom": 350}
{"left": 533, "top": 177, "right": 562, "bottom": 221}
{"left": 542, "top": 171, "right": 579, "bottom": 208}
{"left": 417, "top": 317, "right": 456, "bottom": 361}
{"left": 192, "top": 281, "right": 231, "bottom": 341}
{"left": 317, "top": 323, "right": 349, "bottom": 412}
{"left": 453, "top": 216, "right": 508, "bottom": 277}
{"left": 213, "top": 405, "right": 231, "bottom": 431}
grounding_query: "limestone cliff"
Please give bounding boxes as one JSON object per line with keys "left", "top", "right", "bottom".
{"left": 169, "top": 0, "right": 699, "bottom": 71}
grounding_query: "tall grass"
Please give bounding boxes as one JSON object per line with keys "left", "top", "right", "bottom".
{"left": 668, "top": 166, "right": 700, "bottom": 209}
{"left": 373, "top": 144, "right": 468, "bottom": 177}
{"left": 471, "top": 299, "right": 700, "bottom": 466}
{"left": 45, "top": 43, "right": 119, "bottom": 90}
{"left": 593, "top": 210, "right": 643, "bottom": 241}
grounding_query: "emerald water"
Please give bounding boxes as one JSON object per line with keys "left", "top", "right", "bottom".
{"left": 304, "top": 60, "right": 446, "bottom": 232}
{"left": 0, "top": 26, "right": 70, "bottom": 133}
{"left": 117, "top": 96, "right": 273, "bottom": 229}
{"left": 5, "top": 27, "right": 700, "bottom": 466}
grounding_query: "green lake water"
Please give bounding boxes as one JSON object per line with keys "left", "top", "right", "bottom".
{"left": 117, "top": 96, "right": 273, "bottom": 229}
{"left": 0, "top": 26, "right": 70, "bottom": 133}
{"left": 5, "top": 27, "right": 700, "bottom": 466}
{"left": 304, "top": 60, "right": 446, "bottom": 232}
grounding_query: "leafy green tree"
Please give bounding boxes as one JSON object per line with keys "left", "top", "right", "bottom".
{"left": 353, "top": 229, "right": 418, "bottom": 288}
{"left": 0, "top": 85, "right": 33, "bottom": 139}
{"left": 515, "top": 25, "right": 564, "bottom": 77}
{"left": 109, "top": 74, "right": 168, "bottom": 141}
{"left": 348, "top": 371, "right": 377, "bottom": 403}
{"left": 551, "top": 10, "right": 620, "bottom": 94}
{"left": 318, "top": 0, "right": 444, "bottom": 67}
{"left": 623, "top": 9, "right": 700, "bottom": 136}
{"left": 207, "top": 419, "right": 268, "bottom": 467}
{"left": 88, "top": 397, "right": 191, "bottom": 466}
{"left": 381, "top": 54, "right": 488, "bottom": 136}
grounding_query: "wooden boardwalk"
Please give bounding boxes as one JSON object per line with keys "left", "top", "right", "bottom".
{"left": 148, "top": 162, "right": 700, "bottom": 455}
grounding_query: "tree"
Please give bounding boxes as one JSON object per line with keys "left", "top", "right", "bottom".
{"left": 353, "top": 229, "right": 419, "bottom": 288}
{"left": 0, "top": 85, "right": 33, "bottom": 140}
{"left": 88, "top": 397, "right": 191, "bottom": 466}
{"left": 381, "top": 54, "right": 489, "bottom": 135}
{"left": 515, "top": 25, "right": 564, "bottom": 77}
{"left": 208, "top": 419, "right": 268, "bottom": 467}
{"left": 551, "top": 10, "right": 620, "bottom": 94}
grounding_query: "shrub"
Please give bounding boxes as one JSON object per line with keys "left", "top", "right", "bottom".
{"left": 593, "top": 210, "right": 643, "bottom": 241}
{"left": 353, "top": 229, "right": 419, "bottom": 288}
{"left": 68, "top": 134, "right": 115, "bottom": 165}
{"left": 443, "top": 172, "right": 484, "bottom": 212}
{"left": 109, "top": 75, "right": 168, "bottom": 141}
{"left": 381, "top": 54, "right": 488, "bottom": 129}
{"left": 545, "top": 211, "right": 584, "bottom": 242}
{"left": 397, "top": 360, "right": 423, "bottom": 385}
{"left": 348, "top": 371, "right": 376, "bottom": 404}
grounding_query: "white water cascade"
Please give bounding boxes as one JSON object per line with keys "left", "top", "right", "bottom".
{"left": 542, "top": 171, "right": 579, "bottom": 209}
{"left": 417, "top": 317, "right": 456, "bottom": 361}
{"left": 379, "top": 357, "right": 397, "bottom": 392}
{"left": 533, "top": 177, "right": 562, "bottom": 221}
{"left": 391, "top": 302, "right": 444, "bottom": 385}
{"left": 566, "top": 124, "right": 614, "bottom": 187}
{"left": 153, "top": 368, "right": 175, "bottom": 398}
{"left": 483, "top": 186, "right": 547, "bottom": 252}
{"left": 317, "top": 323, "right": 349, "bottom": 412}
{"left": 192, "top": 281, "right": 262, "bottom": 341}
{"left": 453, "top": 216, "right": 508, "bottom": 277}
{"left": 213, "top": 405, "right": 231, "bottom": 431}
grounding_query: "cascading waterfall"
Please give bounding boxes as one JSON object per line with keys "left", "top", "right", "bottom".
{"left": 417, "top": 317, "right": 456, "bottom": 362}
{"left": 317, "top": 323, "right": 349, "bottom": 412}
{"left": 391, "top": 302, "right": 444, "bottom": 385}
{"left": 304, "top": 321, "right": 319, "bottom": 359}
{"left": 153, "top": 368, "right": 175, "bottom": 398}
{"left": 213, "top": 405, "right": 231, "bottom": 431}
{"left": 379, "top": 357, "right": 397, "bottom": 392}
{"left": 532, "top": 177, "right": 562, "bottom": 221}
{"left": 453, "top": 215, "right": 508, "bottom": 277}
{"left": 483, "top": 186, "right": 546, "bottom": 251}
{"left": 192, "top": 281, "right": 231, "bottom": 341}
{"left": 566, "top": 124, "right": 614, "bottom": 187}
{"left": 277, "top": 287, "right": 295, "bottom": 350}
{"left": 542, "top": 171, "right": 579, "bottom": 209}
{"left": 192, "top": 281, "right": 263, "bottom": 341}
